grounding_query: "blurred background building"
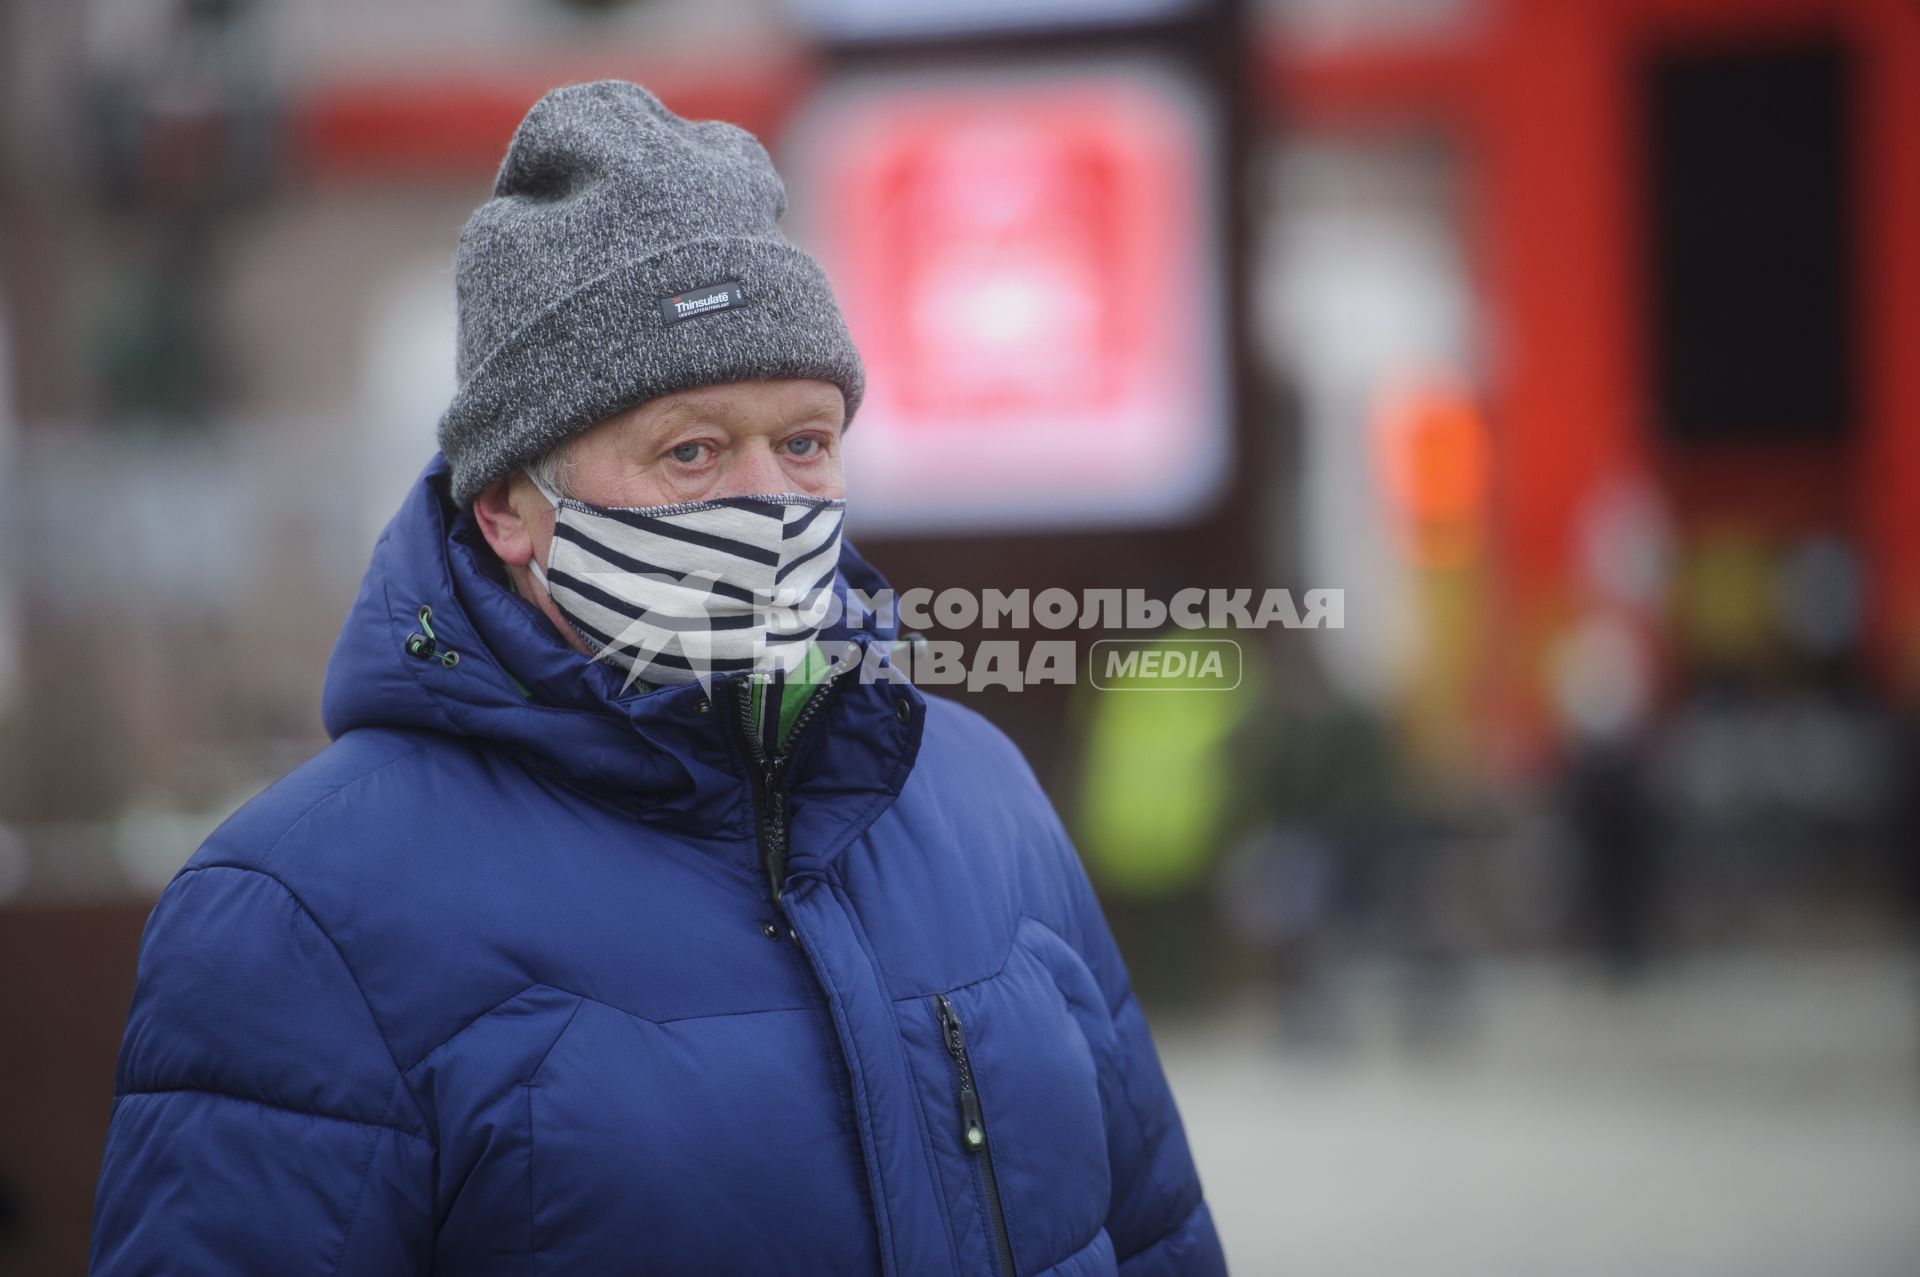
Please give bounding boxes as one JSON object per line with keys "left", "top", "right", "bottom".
{"left": 2, "top": 0, "right": 1918, "bottom": 1272}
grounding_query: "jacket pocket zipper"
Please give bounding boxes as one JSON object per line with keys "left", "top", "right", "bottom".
{"left": 935, "top": 993, "right": 1016, "bottom": 1277}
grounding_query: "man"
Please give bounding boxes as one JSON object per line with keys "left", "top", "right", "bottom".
{"left": 89, "top": 80, "right": 1227, "bottom": 1276}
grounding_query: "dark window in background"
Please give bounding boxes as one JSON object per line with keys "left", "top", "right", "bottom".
{"left": 1643, "top": 37, "right": 1855, "bottom": 441}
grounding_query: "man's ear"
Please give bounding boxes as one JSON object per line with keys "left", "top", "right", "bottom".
{"left": 471, "top": 472, "right": 541, "bottom": 569}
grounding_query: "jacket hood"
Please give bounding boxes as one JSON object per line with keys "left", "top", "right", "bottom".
{"left": 321, "top": 453, "right": 922, "bottom": 845}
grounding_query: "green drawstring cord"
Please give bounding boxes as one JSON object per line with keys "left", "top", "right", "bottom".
{"left": 405, "top": 605, "right": 461, "bottom": 669}
{"left": 403, "top": 603, "right": 540, "bottom": 700}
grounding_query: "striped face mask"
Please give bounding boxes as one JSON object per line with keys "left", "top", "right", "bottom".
{"left": 524, "top": 469, "right": 846, "bottom": 692}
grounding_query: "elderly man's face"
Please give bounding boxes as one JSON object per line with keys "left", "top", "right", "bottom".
{"left": 472, "top": 376, "right": 847, "bottom": 656}
{"left": 551, "top": 377, "right": 845, "bottom": 507}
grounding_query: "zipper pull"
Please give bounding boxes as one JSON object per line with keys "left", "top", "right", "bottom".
{"left": 935, "top": 996, "right": 988, "bottom": 1149}
{"left": 959, "top": 1084, "right": 987, "bottom": 1150}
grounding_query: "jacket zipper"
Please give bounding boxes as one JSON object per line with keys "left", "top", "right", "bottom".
{"left": 935, "top": 993, "right": 1016, "bottom": 1277}
{"left": 732, "top": 672, "right": 839, "bottom": 914}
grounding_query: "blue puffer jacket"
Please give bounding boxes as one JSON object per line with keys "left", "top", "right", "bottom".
{"left": 89, "top": 455, "right": 1228, "bottom": 1276}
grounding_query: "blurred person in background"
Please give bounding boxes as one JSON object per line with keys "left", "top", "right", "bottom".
{"left": 87, "top": 81, "right": 1225, "bottom": 1276}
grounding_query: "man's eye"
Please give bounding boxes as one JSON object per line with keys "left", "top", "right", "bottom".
{"left": 670, "top": 442, "right": 706, "bottom": 464}
{"left": 785, "top": 436, "right": 817, "bottom": 457}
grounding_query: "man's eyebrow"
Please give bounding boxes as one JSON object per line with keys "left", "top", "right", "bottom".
{"left": 652, "top": 395, "right": 844, "bottom": 428}
{"left": 652, "top": 397, "right": 743, "bottom": 428}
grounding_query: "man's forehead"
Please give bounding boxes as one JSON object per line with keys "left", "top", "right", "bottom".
{"left": 642, "top": 382, "right": 846, "bottom": 429}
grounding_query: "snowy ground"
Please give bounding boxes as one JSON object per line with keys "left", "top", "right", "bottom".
{"left": 1156, "top": 950, "right": 1920, "bottom": 1277}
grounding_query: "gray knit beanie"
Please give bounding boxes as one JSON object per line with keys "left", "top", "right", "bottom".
{"left": 437, "top": 80, "right": 865, "bottom": 507}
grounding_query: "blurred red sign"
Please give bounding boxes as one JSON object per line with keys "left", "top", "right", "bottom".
{"left": 785, "top": 66, "right": 1229, "bottom": 532}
